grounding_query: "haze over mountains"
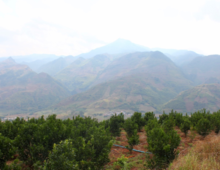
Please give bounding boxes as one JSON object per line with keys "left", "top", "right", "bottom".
{"left": 0, "top": 58, "right": 70, "bottom": 116}
{"left": 0, "top": 39, "right": 219, "bottom": 118}
{"left": 162, "top": 84, "right": 220, "bottom": 113}
{"left": 181, "top": 55, "right": 220, "bottom": 85}
{"left": 54, "top": 51, "right": 192, "bottom": 116}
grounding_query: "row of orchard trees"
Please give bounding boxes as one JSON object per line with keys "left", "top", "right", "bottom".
{"left": 0, "top": 115, "right": 113, "bottom": 170}
{"left": 145, "top": 109, "right": 220, "bottom": 169}
{"left": 1, "top": 109, "right": 220, "bottom": 169}
{"left": 106, "top": 109, "right": 220, "bottom": 169}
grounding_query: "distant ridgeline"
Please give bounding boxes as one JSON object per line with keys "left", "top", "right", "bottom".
{"left": 0, "top": 39, "right": 219, "bottom": 118}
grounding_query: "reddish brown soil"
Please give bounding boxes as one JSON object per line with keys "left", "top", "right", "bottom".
{"left": 106, "top": 127, "right": 218, "bottom": 169}
{"left": 107, "top": 129, "right": 148, "bottom": 167}
{"left": 7, "top": 127, "right": 218, "bottom": 169}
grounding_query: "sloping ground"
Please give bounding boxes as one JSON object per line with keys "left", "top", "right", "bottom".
{"left": 105, "top": 128, "right": 218, "bottom": 170}
{"left": 37, "top": 55, "right": 77, "bottom": 76}
{"left": 55, "top": 54, "right": 111, "bottom": 93}
{"left": 0, "top": 58, "right": 70, "bottom": 116}
{"left": 53, "top": 74, "right": 188, "bottom": 117}
{"left": 181, "top": 55, "right": 220, "bottom": 85}
{"left": 162, "top": 84, "right": 220, "bottom": 113}
{"left": 169, "top": 132, "right": 220, "bottom": 170}
{"left": 52, "top": 51, "right": 192, "bottom": 117}
{"left": 92, "top": 51, "right": 190, "bottom": 87}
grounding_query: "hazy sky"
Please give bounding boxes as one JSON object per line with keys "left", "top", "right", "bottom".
{"left": 0, "top": 0, "right": 220, "bottom": 57}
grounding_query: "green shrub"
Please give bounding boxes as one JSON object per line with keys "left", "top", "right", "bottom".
{"left": 113, "top": 155, "right": 128, "bottom": 170}
{"left": 124, "top": 118, "right": 139, "bottom": 153}
{"left": 196, "top": 118, "right": 212, "bottom": 138}
{"left": 131, "top": 112, "right": 145, "bottom": 132}
{"left": 162, "top": 117, "right": 175, "bottom": 133}
{"left": 147, "top": 128, "right": 180, "bottom": 169}
{"left": 126, "top": 129, "right": 139, "bottom": 154}
{"left": 43, "top": 139, "right": 78, "bottom": 170}
{"left": 0, "top": 134, "right": 16, "bottom": 169}
{"left": 124, "top": 118, "right": 138, "bottom": 137}
{"left": 158, "top": 112, "right": 169, "bottom": 125}
{"left": 145, "top": 119, "right": 160, "bottom": 134}
{"left": 180, "top": 119, "right": 191, "bottom": 137}
{"left": 144, "top": 112, "right": 155, "bottom": 125}
{"left": 174, "top": 113, "right": 184, "bottom": 127}
{"left": 109, "top": 114, "right": 122, "bottom": 137}
{"left": 212, "top": 110, "right": 220, "bottom": 134}
{"left": 190, "top": 109, "right": 212, "bottom": 127}
{"left": 3, "top": 159, "right": 23, "bottom": 170}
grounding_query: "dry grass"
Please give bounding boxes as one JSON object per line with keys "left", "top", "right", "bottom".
{"left": 169, "top": 134, "right": 220, "bottom": 170}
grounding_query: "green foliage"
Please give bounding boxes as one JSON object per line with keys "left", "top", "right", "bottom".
{"left": 145, "top": 119, "right": 160, "bottom": 134}
{"left": 109, "top": 114, "right": 124, "bottom": 137}
{"left": 168, "top": 110, "right": 185, "bottom": 128}
{"left": 162, "top": 117, "right": 175, "bottom": 133}
{"left": 212, "top": 110, "right": 220, "bottom": 134}
{"left": 3, "top": 158, "right": 23, "bottom": 170}
{"left": 126, "top": 129, "right": 139, "bottom": 154}
{"left": 144, "top": 112, "right": 155, "bottom": 125}
{"left": 1, "top": 108, "right": 220, "bottom": 170}
{"left": 43, "top": 139, "right": 78, "bottom": 170}
{"left": 14, "top": 115, "right": 68, "bottom": 166}
{"left": 146, "top": 128, "right": 180, "bottom": 169}
{"left": 113, "top": 155, "right": 128, "bottom": 170}
{"left": 131, "top": 112, "right": 145, "bottom": 131}
{"left": 0, "top": 134, "right": 16, "bottom": 169}
{"left": 190, "top": 108, "right": 212, "bottom": 127}
{"left": 124, "top": 118, "right": 139, "bottom": 153}
{"left": 189, "top": 127, "right": 196, "bottom": 142}
{"left": 196, "top": 118, "right": 212, "bottom": 137}
{"left": 124, "top": 118, "right": 138, "bottom": 137}
{"left": 180, "top": 119, "right": 191, "bottom": 137}
{"left": 214, "top": 119, "right": 220, "bottom": 134}
{"left": 158, "top": 112, "right": 169, "bottom": 124}
{"left": 0, "top": 117, "right": 26, "bottom": 140}
{"left": 75, "top": 127, "right": 113, "bottom": 169}
{"left": 0, "top": 115, "right": 113, "bottom": 169}
{"left": 174, "top": 113, "right": 184, "bottom": 127}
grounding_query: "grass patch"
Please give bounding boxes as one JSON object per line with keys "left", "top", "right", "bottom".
{"left": 169, "top": 135, "right": 220, "bottom": 170}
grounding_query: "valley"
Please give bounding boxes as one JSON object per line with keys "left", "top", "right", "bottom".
{"left": 0, "top": 39, "right": 219, "bottom": 120}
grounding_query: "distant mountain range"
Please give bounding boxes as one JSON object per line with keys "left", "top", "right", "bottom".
{"left": 0, "top": 58, "right": 70, "bottom": 116}
{"left": 75, "top": 39, "right": 150, "bottom": 59}
{"left": 52, "top": 51, "right": 192, "bottom": 116}
{"left": 181, "top": 55, "right": 220, "bottom": 85}
{"left": 54, "top": 54, "right": 112, "bottom": 93}
{"left": 36, "top": 55, "right": 77, "bottom": 76}
{"left": 162, "top": 84, "right": 220, "bottom": 113}
{"left": 0, "top": 39, "right": 219, "bottom": 118}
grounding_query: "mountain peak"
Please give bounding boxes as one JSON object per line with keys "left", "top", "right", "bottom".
{"left": 76, "top": 39, "right": 150, "bottom": 59}
{"left": 113, "top": 38, "right": 132, "bottom": 44}
{"left": 6, "top": 57, "right": 16, "bottom": 63}
{"left": 0, "top": 57, "right": 17, "bottom": 66}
